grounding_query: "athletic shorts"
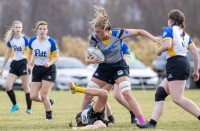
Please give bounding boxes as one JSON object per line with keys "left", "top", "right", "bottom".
{"left": 92, "top": 59, "right": 129, "bottom": 83}
{"left": 9, "top": 59, "right": 29, "bottom": 77}
{"left": 166, "top": 56, "right": 190, "bottom": 81}
{"left": 81, "top": 108, "right": 105, "bottom": 125}
{"left": 32, "top": 64, "right": 56, "bottom": 82}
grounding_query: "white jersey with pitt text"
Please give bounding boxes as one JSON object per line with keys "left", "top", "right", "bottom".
{"left": 29, "top": 36, "right": 58, "bottom": 66}
{"left": 7, "top": 36, "right": 28, "bottom": 61}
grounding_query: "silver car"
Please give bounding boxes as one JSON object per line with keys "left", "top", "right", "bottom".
{"left": 55, "top": 57, "right": 93, "bottom": 90}
{"left": 129, "top": 60, "right": 159, "bottom": 89}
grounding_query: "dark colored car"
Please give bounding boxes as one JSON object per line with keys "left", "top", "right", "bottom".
{"left": 152, "top": 50, "right": 200, "bottom": 89}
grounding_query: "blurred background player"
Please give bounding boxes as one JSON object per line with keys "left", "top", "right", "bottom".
{"left": 0, "top": 20, "right": 32, "bottom": 114}
{"left": 27, "top": 21, "right": 59, "bottom": 120}
{"left": 137, "top": 9, "right": 200, "bottom": 129}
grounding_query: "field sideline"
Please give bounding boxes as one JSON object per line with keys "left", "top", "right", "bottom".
{"left": 0, "top": 89, "right": 199, "bottom": 131}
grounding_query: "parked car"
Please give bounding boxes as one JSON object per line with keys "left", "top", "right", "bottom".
{"left": 87, "top": 60, "right": 159, "bottom": 89}
{"left": 129, "top": 60, "right": 159, "bottom": 89}
{"left": 54, "top": 57, "right": 93, "bottom": 90}
{"left": 0, "top": 57, "right": 23, "bottom": 90}
{"left": 152, "top": 50, "right": 200, "bottom": 89}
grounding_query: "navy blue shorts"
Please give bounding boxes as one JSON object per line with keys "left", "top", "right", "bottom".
{"left": 166, "top": 56, "right": 190, "bottom": 81}
{"left": 32, "top": 64, "right": 56, "bottom": 82}
{"left": 9, "top": 59, "right": 29, "bottom": 77}
{"left": 92, "top": 59, "right": 129, "bottom": 83}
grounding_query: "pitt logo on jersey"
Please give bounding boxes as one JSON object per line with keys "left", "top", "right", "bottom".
{"left": 34, "top": 49, "right": 47, "bottom": 57}
{"left": 13, "top": 45, "right": 22, "bottom": 51}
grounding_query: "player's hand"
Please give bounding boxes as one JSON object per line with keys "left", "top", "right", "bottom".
{"left": 26, "top": 64, "right": 32, "bottom": 75}
{"left": 44, "top": 62, "right": 51, "bottom": 68}
{"left": 87, "top": 56, "right": 101, "bottom": 64}
{"left": 192, "top": 72, "right": 199, "bottom": 82}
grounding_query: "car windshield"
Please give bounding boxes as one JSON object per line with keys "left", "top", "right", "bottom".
{"left": 129, "top": 60, "right": 146, "bottom": 69}
{"left": 56, "top": 58, "right": 85, "bottom": 68}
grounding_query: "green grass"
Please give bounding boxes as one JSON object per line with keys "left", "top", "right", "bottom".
{"left": 0, "top": 89, "right": 200, "bottom": 131}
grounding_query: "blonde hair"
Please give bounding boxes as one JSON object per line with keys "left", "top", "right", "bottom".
{"left": 89, "top": 5, "right": 111, "bottom": 31}
{"left": 4, "top": 20, "right": 23, "bottom": 42}
{"left": 35, "top": 21, "right": 48, "bottom": 31}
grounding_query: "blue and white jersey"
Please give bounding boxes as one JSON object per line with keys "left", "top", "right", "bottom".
{"left": 90, "top": 29, "right": 131, "bottom": 64}
{"left": 28, "top": 36, "right": 58, "bottom": 66}
{"left": 7, "top": 36, "right": 28, "bottom": 61}
{"left": 162, "top": 26, "right": 193, "bottom": 59}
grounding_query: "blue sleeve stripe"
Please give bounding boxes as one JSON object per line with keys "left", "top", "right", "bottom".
{"left": 28, "top": 36, "right": 37, "bottom": 49}
{"left": 7, "top": 41, "right": 11, "bottom": 47}
{"left": 48, "top": 37, "right": 58, "bottom": 52}
{"left": 112, "top": 30, "right": 118, "bottom": 37}
{"left": 23, "top": 36, "right": 29, "bottom": 46}
{"left": 162, "top": 26, "right": 173, "bottom": 39}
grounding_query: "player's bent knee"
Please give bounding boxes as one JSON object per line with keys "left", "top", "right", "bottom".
{"left": 155, "top": 86, "right": 168, "bottom": 101}
{"left": 99, "top": 90, "right": 108, "bottom": 98}
{"left": 88, "top": 81, "right": 100, "bottom": 89}
{"left": 119, "top": 81, "right": 131, "bottom": 93}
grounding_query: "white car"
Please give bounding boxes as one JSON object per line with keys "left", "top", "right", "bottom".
{"left": 87, "top": 60, "right": 159, "bottom": 89}
{"left": 0, "top": 57, "right": 22, "bottom": 89}
{"left": 55, "top": 57, "right": 93, "bottom": 90}
{"left": 129, "top": 60, "right": 159, "bottom": 89}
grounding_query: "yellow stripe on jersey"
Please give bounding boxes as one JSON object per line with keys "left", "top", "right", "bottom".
{"left": 162, "top": 37, "right": 172, "bottom": 42}
{"left": 24, "top": 46, "right": 28, "bottom": 59}
{"left": 168, "top": 43, "right": 176, "bottom": 57}
{"left": 188, "top": 43, "right": 194, "bottom": 47}
{"left": 123, "top": 54, "right": 130, "bottom": 57}
{"left": 49, "top": 50, "right": 59, "bottom": 61}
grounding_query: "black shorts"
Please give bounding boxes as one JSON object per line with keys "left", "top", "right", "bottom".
{"left": 92, "top": 59, "right": 129, "bottom": 83}
{"left": 9, "top": 59, "right": 28, "bottom": 77}
{"left": 32, "top": 64, "right": 56, "bottom": 82}
{"left": 86, "top": 108, "right": 105, "bottom": 125}
{"left": 166, "top": 56, "right": 190, "bottom": 81}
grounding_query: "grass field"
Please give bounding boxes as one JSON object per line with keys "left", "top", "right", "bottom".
{"left": 0, "top": 89, "right": 199, "bottom": 131}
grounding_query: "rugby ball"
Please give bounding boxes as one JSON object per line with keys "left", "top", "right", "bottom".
{"left": 87, "top": 47, "right": 105, "bottom": 63}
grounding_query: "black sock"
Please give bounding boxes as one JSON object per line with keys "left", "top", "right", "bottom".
{"left": 108, "top": 115, "right": 115, "bottom": 121}
{"left": 26, "top": 93, "right": 32, "bottom": 110}
{"left": 149, "top": 119, "right": 157, "bottom": 126}
{"left": 46, "top": 111, "right": 52, "bottom": 119}
{"left": 7, "top": 90, "right": 16, "bottom": 105}
{"left": 130, "top": 111, "right": 136, "bottom": 118}
{"left": 198, "top": 115, "right": 200, "bottom": 120}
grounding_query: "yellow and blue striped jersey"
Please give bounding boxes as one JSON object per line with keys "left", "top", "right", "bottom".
{"left": 162, "top": 26, "right": 193, "bottom": 59}
{"left": 28, "top": 36, "right": 58, "bottom": 66}
{"left": 7, "top": 36, "right": 29, "bottom": 61}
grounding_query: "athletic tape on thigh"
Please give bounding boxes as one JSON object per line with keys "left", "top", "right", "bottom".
{"left": 119, "top": 81, "right": 131, "bottom": 93}
{"left": 88, "top": 81, "right": 100, "bottom": 89}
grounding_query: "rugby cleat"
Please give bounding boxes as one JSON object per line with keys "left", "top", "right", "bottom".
{"left": 26, "top": 109, "right": 32, "bottom": 114}
{"left": 136, "top": 122, "right": 156, "bottom": 128}
{"left": 68, "top": 81, "right": 78, "bottom": 94}
{"left": 9, "top": 104, "right": 19, "bottom": 113}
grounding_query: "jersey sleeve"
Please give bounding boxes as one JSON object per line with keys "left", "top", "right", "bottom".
{"left": 162, "top": 27, "right": 173, "bottom": 41}
{"left": 23, "top": 36, "right": 29, "bottom": 47}
{"left": 6, "top": 41, "right": 12, "bottom": 48}
{"left": 122, "top": 43, "right": 130, "bottom": 56}
{"left": 112, "top": 29, "right": 132, "bottom": 39}
{"left": 89, "top": 34, "right": 98, "bottom": 47}
{"left": 48, "top": 38, "right": 58, "bottom": 53}
{"left": 28, "top": 36, "right": 37, "bottom": 50}
{"left": 188, "top": 37, "right": 193, "bottom": 45}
